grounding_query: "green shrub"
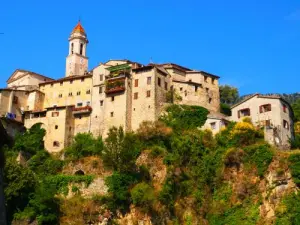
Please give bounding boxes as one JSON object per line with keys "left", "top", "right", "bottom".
{"left": 275, "top": 192, "right": 300, "bottom": 224}
{"left": 65, "top": 133, "right": 104, "bottom": 160}
{"left": 13, "top": 123, "right": 46, "bottom": 154}
{"left": 150, "top": 145, "right": 166, "bottom": 157}
{"left": 105, "top": 172, "right": 138, "bottom": 212}
{"left": 290, "top": 134, "right": 300, "bottom": 149}
{"left": 28, "top": 151, "right": 63, "bottom": 176}
{"left": 131, "top": 182, "right": 155, "bottom": 209}
{"left": 160, "top": 104, "right": 209, "bottom": 130}
{"left": 288, "top": 153, "right": 300, "bottom": 186}
{"left": 244, "top": 144, "right": 274, "bottom": 177}
{"left": 159, "top": 177, "right": 177, "bottom": 208}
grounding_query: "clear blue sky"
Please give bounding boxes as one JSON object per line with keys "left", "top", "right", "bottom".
{"left": 1, "top": 0, "right": 299, "bottom": 95}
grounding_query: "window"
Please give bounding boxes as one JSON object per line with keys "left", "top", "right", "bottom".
{"left": 180, "top": 87, "right": 183, "bottom": 91}
{"left": 204, "top": 76, "right": 208, "bottom": 82}
{"left": 68, "top": 92, "right": 72, "bottom": 96}
{"left": 53, "top": 141, "right": 60, "bottom": 147}
{"left": 77, "top": 102, "right": 83, "bottom": 107}
{"left": 111, "top": 96, "right": 115, "bottom": 101}
{"left": 86, "top": 89, "right": 91, "bottom": 94}
{"left": 99, "top": 86, "right": 103, "bottom": 94}
{"left": 71, "top": 43, "right": 74, "bottom": 54}
{"left": 100, "top": 74, "right": 103, "bottom": 81}
{"left": 206, "top": 88, "right": 209, "bottom": 93}
{"left": 212, "top": 78, "right": 215, "bottom": 84}
{"left": 52, "top": 111, "right": 59, "bottom": 117}
{"left": 158, "top": 77, "right": 161, "bottom": 87}
{"left": 80, "top": 43, "right": 83, "bottom": 55}
{"left": 58, "top": 94, "right": 62, "bottom": 98}
{"left": 265, "top": 120, "right": 271, "bottom": 127}
{"left": 283, "top": 120, "right": 289, "bottom": 129}
{"left": 70, "top": 80, "right": 73, "bottom": 84}
{"left": 147, "top": 77, "right": 151, "bottom": 85}
{"left": 134, "top": 92, "right": 138, "bottom": 99}
{"left": 13, "top": 96, "right": 18, "bottom": 104}
{"left": 110, "top": 112, "right": 114, "bottom": 117}
{"left": 51, "top": 83, "right": 53, "bottom": 87}
{"left": 238, "top": 108, "right": 250, "bottom": 118}
{"left": 55, "top": 125, "right": 58, "bottom": 130}
{"left": 259, "top": 104, "right": 271, "bottom": 113}
{"left": 146, "top": 90, "right": 151, "bottom": 98}
{"left": 81, "top": 78, "right": 84, "bottom": 82}
{"left": 86, "top": 101, "right": 90, "bottom": 106}
{"left": 195, "top": 86, "right": 198, "bottom": 92}
{"left": 165, "top": 82, "right": 168, "bottom": 90}
{"left": 77, "top": 91, "right": 81, "bottom": 96}
{"left": 135, "top": 79, "right": 139, "bottom": 87}
{"left": 210, "top": 122, "right": 216, "bottom": 130}
{"left": 60, "top": 82, "right": 63, "bottom": 86}
{"left": 100, "top": 100, "right": 103, "bottom": 106}
{"left": 283, "top": 104, "right": 287, "bottom": 113}
{"left": 208, "top": 98, "right": 212, "bottom": 104}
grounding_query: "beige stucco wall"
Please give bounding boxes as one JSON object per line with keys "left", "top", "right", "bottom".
{"left": 173, "top": 72, "right": 220, "bottom": 112}
{"left": 8, "top": 73, "right": 52, "bottom": 89}
{"left": 39, "top": 76, "right": 92, "bottom": 108}
{"left": 202, "top": 118, "right": 226, "bottom": 135}
{"left": 230, "top": 96, "right": 294, "bottom": 147}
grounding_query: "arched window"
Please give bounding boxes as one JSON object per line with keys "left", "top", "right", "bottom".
{"left": 80, "top": 43, "right": 83, "bottom": 55}
{"left": 71, "top": 43, "right": 74, "bottom": 54}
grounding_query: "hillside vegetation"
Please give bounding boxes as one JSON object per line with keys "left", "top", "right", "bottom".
{"left": 2, "top": 105, "right": 300, "bottom": 225}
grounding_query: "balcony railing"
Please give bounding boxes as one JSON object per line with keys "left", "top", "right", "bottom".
{"left": 105, "top": 78, "right": 126, "bottom": 94}
{"left": 72, "top": 106, "right": 92, "bottom": 115}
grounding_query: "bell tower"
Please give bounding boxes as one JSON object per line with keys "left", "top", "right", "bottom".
{"left": 66, "top": 21, "right": 89, "bottom": 77}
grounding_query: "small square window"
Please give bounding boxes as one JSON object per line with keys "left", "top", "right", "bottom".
{"left": 99, "top": 86, "right": 103, "bottom": 94}
{"left": 81, "top": 78, "right": 85, "bottom": 82}
{"left": 158, "top": 77, "right": 161, "bottom": 87}
{"left": 110, "top": 112, "right": 114, "bottom": 117}
{"left": 55, "top": 125, "right": 58, "bottom": 129}
{"left": 86, "top": 89, "right": 91, "bottom": 94}
{"left": 86, "top": 101, "right": 90, "bottom": 106}
{"left": 70, "top": 80, "right": 73, "bottom": 84}
{"left": 210, "top": 122, "right": 216, "bottom": 130}
{"left": 206, "top": 88, "right": 209, "bottom": 93}
{"left": 68, "top": 92, "right": 72, "bottom": 96}
{"left": 134, "top": 92, "right": 138, "bottom": 99}
{"left": 100, "top": 100, "right": 103, "bottom": 106}
{"left": 146, "top": 90, "right": 151, "bottom": 98}
{"left": 208, "top": 98, "right": 212, "bottom": 103}
{"left": 77, "top": 102, "right": 83, "bottom": 107}
{"left": 59, "top": 94, "right": 62, "bottom": 98}
{"left": 204, "top": 76, "right": 208, "bottom": 82}
{"left": 111, "top": 96, "right": 115, "bottom": 101}
{"left": 212, "top": 78, "right": 215, "bottom": 84}
{"left": 180, "top": 87, "right": 183, "bottom": 91}
{"left": 77, "top": 91, "right": 81, "bottom": 96}
{"left": 283, "top": 120, "right": 289, "bottom": 129}
{"left": 195, "top": 86, "right": 198, "bottom": 92}
{"left": 53, "top": 141, "right": 60, "bottom": 147}
{"left": 135, "top": 79, "right": 139, "bottom": 87}
{"left": 147, "top": 77, "right": 151, "bottom": 85}
{"left": 164, "top": 82, "right": 168, "bottom": 90}
{"left": 100, "top": 74, "right": 104, "bottom": 81}
{"left": 60, "top": 82, "right": 63, "bottom": 86}
{"left": 283, "top": 104, "right": 287, "bottom": 113}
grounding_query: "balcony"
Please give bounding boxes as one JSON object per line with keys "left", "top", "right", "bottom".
{"left": 105, "top": 78, "right": 126, "bottom": 94}
{"left": 72, "top": 106, "right": 92, "bottom": 115}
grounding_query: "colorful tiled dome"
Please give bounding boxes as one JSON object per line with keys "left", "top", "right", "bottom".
{"left": 72, "top": 21, "right": 86, "bottom": 34}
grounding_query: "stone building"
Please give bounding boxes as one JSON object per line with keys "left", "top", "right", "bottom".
{"left": 1, "top": 21, "right": 222, "bottom": 152}
{"left": 230, "top": 94, "right": 294, "bottom": 149}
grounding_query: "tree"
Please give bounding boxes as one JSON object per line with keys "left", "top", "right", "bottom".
{"left": 65, "top": 133, "right": 104, "bottom": 160}
{"left": 292, "top": 99, "right": 300, "bottom": 122}
{"left": 219, "top": 85, "right": 239, "bottom": 105}
{"left": 102, "top": 127, "right": 141, "bottom": 173}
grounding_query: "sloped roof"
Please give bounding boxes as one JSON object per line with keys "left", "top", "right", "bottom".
{"left": 7, "top": 69, "right": 54, "bottom": 84}
{"left": 40, "top": 74, "right": 92, "bottom": 85}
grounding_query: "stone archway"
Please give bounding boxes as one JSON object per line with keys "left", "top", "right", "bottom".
{"left": 74, "top": 169, "right": 85, "bottom": 176}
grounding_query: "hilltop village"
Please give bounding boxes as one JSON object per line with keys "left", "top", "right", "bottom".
{"left": 0, "top": 21, "right": 295, "bottom": 152}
